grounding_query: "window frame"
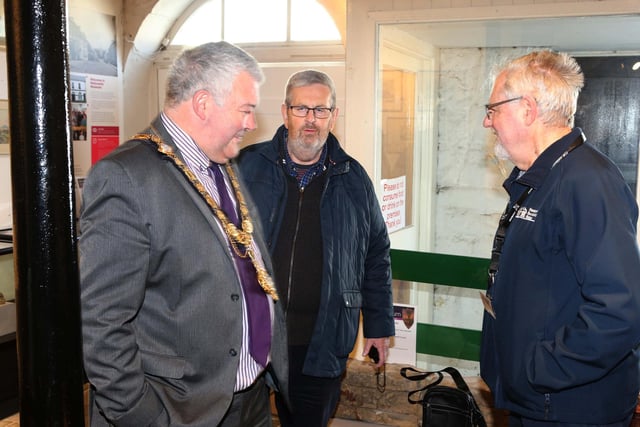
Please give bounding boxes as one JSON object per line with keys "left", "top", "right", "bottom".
{"left": 166, "top": 0, "right": 341, "bottom": 47}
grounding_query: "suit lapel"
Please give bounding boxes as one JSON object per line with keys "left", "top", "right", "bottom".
{"left": 148, "top": 118, "right": 236, "bottom": 263}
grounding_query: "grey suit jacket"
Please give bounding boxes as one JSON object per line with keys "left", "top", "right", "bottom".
{"left": 79, "top": 116, "right": 288, "bottom": 426}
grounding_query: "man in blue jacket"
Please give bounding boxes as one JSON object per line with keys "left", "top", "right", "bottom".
{"left": 481, "top": 50, "right": 640, "bottom": 426}
{"left": 237, "top": 70, "right": 394, "bottom": 427}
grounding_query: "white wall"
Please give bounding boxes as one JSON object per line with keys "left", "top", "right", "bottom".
{"left": 434, "top": 47, "right": 525, "bottom": 259}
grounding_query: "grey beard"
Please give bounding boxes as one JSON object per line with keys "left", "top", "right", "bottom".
{"left": 494, "top": 142, "right": 511, "bottom": 161}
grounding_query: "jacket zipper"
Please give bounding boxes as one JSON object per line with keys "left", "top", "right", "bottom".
{"left": 284, "top": 186, "right": 305, "bottom": 319}
{"left": 282, "top": 159, "right": 335, "bottom": 319}
{"left": 544, "top": 393, "right": 550, "bottom": 419}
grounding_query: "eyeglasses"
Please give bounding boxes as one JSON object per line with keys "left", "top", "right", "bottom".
{"left": 484, "top": 96, "right": 523, "bottom": 120}
{"left": 288, "top": 105, "right": 334, "bottom": 119}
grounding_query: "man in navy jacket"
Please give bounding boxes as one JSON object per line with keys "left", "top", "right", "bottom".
{"left": 238, "top": 70, "right": 394, "bottom": 427}
{"left": 480, "top": 50, "right": 640, "bottom": 426}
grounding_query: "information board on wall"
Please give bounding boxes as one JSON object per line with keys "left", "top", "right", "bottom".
{"left": 380, "top": 176, "right": 406, "bottom": 233}
{"left": 69, "top": 6, "right": 120, "bottom": 179}
{"left": 387, "top": 303, "right": 417, "bottom": 365}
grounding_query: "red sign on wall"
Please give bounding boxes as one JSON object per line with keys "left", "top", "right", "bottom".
{"left": 91, "top": 126, "right": 119, "bottom": 164}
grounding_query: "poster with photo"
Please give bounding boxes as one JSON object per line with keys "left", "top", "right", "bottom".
{"left": 68, "top": 7, "right": 120, "bottom": 177}
{"left": 68, "top": 8, "right": 117, "bottom": 78}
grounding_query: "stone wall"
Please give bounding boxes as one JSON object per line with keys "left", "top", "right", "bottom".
{"left": 333, "top": 360, "right": 508, "bottom": 427}
{"left": 426, "top": 47, "right": 531, "bottom": 377}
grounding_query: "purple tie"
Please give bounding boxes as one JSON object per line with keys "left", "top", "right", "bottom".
{"left": 209, "top": 163, "right": 271, "bottom": 367}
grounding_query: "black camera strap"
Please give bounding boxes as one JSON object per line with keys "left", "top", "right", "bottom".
{"left": 487, "top": 186, "right": 533, "bottom": 288}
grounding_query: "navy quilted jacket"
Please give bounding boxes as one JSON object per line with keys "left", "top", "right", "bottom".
{"left": 237, "top": 125, "right": 394, "bottom": 377}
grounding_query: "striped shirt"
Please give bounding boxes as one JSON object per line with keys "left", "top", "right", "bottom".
{"left": 160, "top": 112, "right": 272, "bottom": 391}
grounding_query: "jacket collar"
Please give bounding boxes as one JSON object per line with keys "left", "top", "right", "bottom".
{"left": 505, "top": 127, "right": 585, "bottom": 190}
{"left": 267, "top": 124, "right": 352, "bottom": 173}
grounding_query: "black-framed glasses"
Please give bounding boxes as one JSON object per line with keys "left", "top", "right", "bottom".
{"left": 484, "top": 96, "right": 523, "bottom": 120}
{"left": 288, "top": 105, "right": 334, "bottom": 119}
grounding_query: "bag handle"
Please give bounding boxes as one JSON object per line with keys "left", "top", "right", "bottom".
{"left": 441, "top": 366, "right": 472, "bottom": 393}
{"left": 400, "top": 366, "right": 442, "bottom": 382}
{"left": 400, "top": 367, "right": 444, "bottom": 404}
{"left": 400, "top": 366, "right": 472, "bottom": 402}
{"left": 400, "top": 366, "right": 470, "bottom": 390}
{"left": 441, "top": 368, "right": 488, "bottom": 427}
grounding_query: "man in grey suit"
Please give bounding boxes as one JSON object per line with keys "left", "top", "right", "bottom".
{"left": 79, "top": 41, "right": 287, "bottom": 427}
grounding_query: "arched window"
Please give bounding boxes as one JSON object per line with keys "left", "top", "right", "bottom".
{"left": 170, "top": 0, "right": 341, "bottom": 46}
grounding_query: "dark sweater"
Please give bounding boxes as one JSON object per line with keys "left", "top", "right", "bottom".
{"left": 273, "top": 171, "right": 325, "bottom": 346}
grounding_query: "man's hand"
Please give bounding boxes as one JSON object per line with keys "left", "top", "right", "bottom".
{"left": 363, "top": 337, "right": 390, "bottom": 368}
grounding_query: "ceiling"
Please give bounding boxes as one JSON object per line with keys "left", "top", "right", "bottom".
{"left": 391, "top": 15, "right": 640, "bottom": 53}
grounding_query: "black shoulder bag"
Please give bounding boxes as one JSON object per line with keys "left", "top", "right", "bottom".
{"left": 400, "top": 366, "right": 487, "bottom": 427}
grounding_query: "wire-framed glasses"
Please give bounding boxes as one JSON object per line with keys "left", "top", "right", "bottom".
{"left": 484, "top": 96, "right": 523, "bottom": 120}
{"left": 288, "top": 105, "right": 334, "bottom": 119}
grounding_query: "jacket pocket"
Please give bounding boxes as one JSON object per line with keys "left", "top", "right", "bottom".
{"left": 342, "top": 290, "right": 362, "bottom": 308}
{"left": 140, "top": 350, "right": 186, "bottom": 379}
{"left": 335, "top": 290, "right": 362, "bottom": 357}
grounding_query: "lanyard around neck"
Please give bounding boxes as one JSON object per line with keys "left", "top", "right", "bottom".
{"left": 487, "top": 134, "right": 584, "bottom": 289}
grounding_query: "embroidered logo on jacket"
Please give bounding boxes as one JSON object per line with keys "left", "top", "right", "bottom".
{"left": 515, "top": 206, "right": 538, "bottom": 222}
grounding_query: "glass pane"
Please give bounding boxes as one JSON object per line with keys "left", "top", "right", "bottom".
{"left": 224, "top": 0, "right": 287, "bottom": 43}
{"left": 291, "top": 0, "right": 341, "bottom": 41}
{"left": 376, "top": 18, "right": 640, "bottom": 372}
{"left": 381, "top": 68, "right": 415, "bottom": 230}
{"left": 171, "top": 0, "right": 222, "bottom": 46}
{"left": 575, "top": 56, "right": 640, "bottom": 195}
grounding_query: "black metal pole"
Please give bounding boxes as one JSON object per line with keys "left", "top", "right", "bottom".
{"left": 4, "top": 0, "right": 84, "bottom": 425}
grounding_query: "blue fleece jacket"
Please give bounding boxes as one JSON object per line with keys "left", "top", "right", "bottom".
{"left": 481, "top": 128, "right": 640, "bottom": 423}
